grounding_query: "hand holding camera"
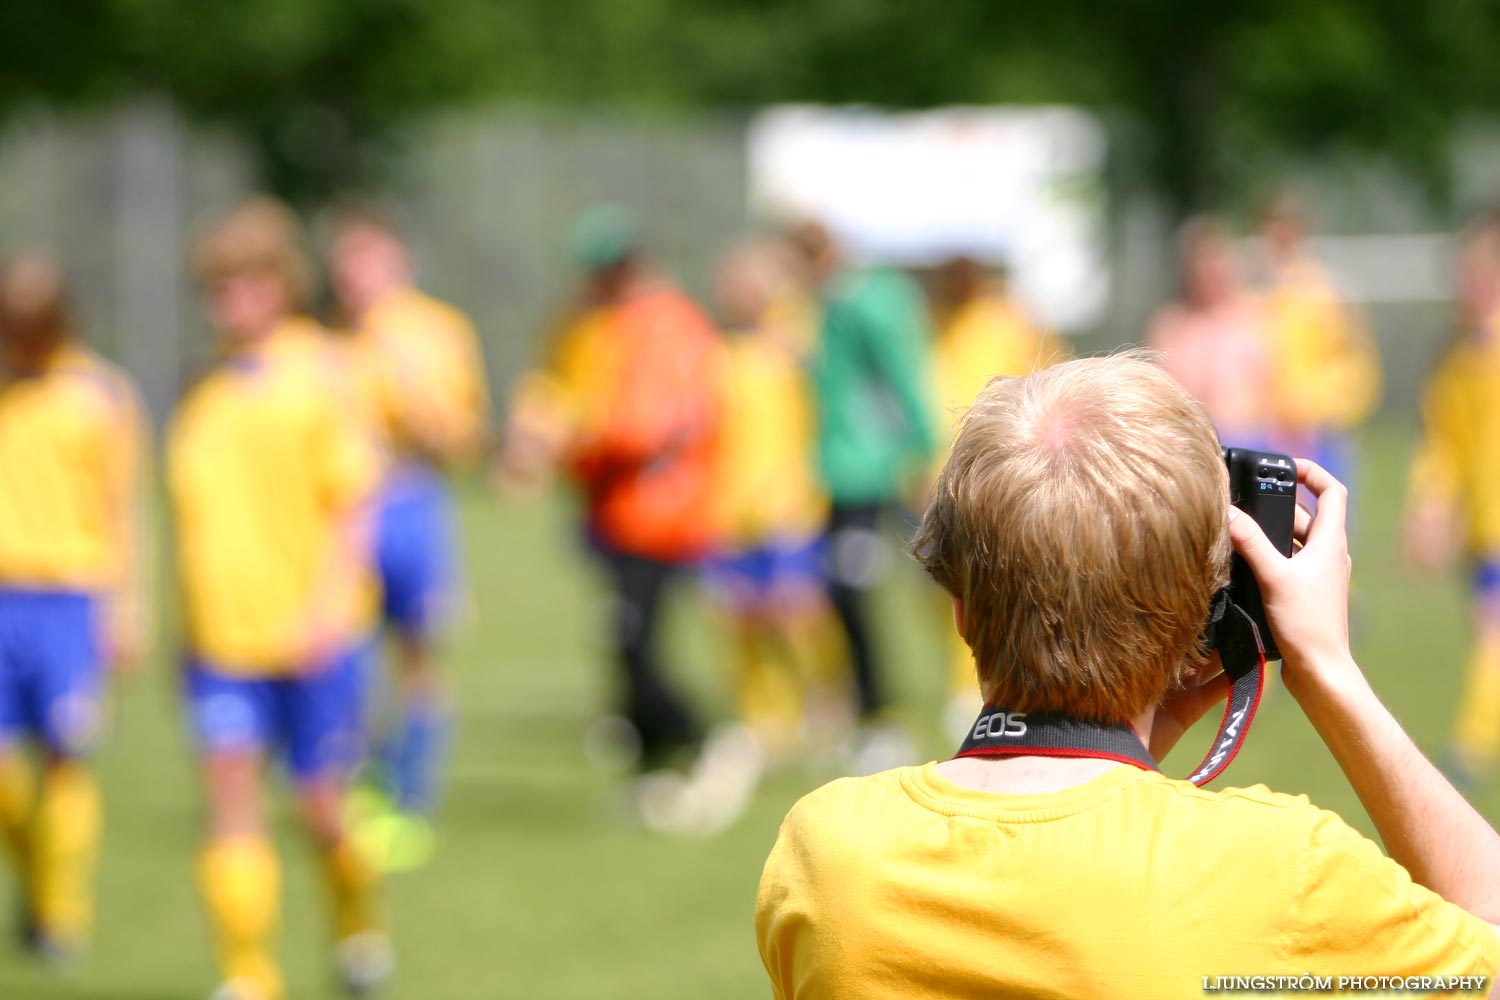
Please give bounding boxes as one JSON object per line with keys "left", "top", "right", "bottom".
{"left": 1227, "top": 458, "right": 1358, "bottom": 701}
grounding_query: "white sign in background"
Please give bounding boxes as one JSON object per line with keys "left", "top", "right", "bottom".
{"left": 747, "top": 105, "right": 1111, "bottom": 331}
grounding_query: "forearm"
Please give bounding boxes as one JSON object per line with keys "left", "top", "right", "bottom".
{"left": 1292, "top": 660, "right": 1500, "bottom": 920}
{"left": 105, "top": 478, "right": 151, "bottom": 666}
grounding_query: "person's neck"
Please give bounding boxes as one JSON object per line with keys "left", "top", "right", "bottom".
{"left": 222, "top": 318, "right": 286, "bottom": 356}
{"left": 1, "top": 336, "right": 64, "bottom": 373}
{"left": 349, "top": 282, "right": 405, "bottom": 323}
{"left": 934, "top": 708, "right": 1155, "bottom": 794}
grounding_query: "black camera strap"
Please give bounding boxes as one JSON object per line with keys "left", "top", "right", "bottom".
{"left": 955, "top": 591, "right": 1267, "bottom": 787}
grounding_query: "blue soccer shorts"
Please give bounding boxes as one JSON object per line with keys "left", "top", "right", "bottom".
{"left": 0, "top": 588, "right": 106, "bottom": 757}
{"left": 184, "top": 642, "right": 374, "bottom": 784}
{"left": 1476, "top": 559, "right": 1500, "bottom": 602}
{"left": 375, "top": 464, "right": 458, "bottom": 640}
{"left": 702, "top": 536, "right": 826, "bottom": 613}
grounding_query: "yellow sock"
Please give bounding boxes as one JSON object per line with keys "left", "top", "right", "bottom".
{"left": 736, "top": 630, "right": 804, "bottom": 753}
{"left": 198, "top": 836, "right": 283, "bottom": 1000}
{"left": 0, "top": 749, "right": 34, "bottom": 874}
{"left": 1453, "top": 638, "right": 1500, "bottom": 773}
{"left": 30, "top": 760, "right": 100, "bottom": 946}
{"left": 322, "top": 836, "right": 382, "bottom": 941}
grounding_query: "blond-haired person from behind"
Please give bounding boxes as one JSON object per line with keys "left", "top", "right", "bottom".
{"left": 704, "top": 238, "right": 834, "bottom": 769}
{"left": 326, "top": 203, "right": 490, "bottom": 870}
{"left": 171, "top": 198, "right": 390, "bottom": 1000}
{"left": 927, "top": 255, "right": 1067, "bottom": 733}
{"left": 0, "top": 252, "right": 148, "bottom": 963}
{"left": 757, "top": 354, "right": 1500, "bottom": 999}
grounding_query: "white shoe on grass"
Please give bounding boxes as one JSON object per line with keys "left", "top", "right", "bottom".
{"left": 207, "top": 979, "right": 270, "bottom": 1000}
{"left": 337, "top": 931, "right": 395, "bottom": 997}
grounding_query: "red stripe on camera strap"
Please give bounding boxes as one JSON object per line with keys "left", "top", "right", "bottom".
{"left": 954, "top": 605, "right": 1267, "bottom": 787}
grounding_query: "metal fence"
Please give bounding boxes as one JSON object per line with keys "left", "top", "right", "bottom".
{"left": 0, "top": 99, "right": 1478, "bottom": 423}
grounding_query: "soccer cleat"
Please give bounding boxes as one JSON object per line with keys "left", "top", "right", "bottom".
{"left": 18, "top": 911, "right": 83, "bottom": 971}
{"left": 337, "top": 930, "right": 395, "bottom": 997}
{"left": 945, "top": 693, "right": 982, "bottom": 744}
{"left": 847, "top": 720, "right": 918, "bottom": 777}
{"left": 683, "top": 723, "right": 765, "bottom": 836}
{"left": 634, "top": 769, "right": 698, "bottom": 835}
{"left": 207, "top": 978, "right": 273, "bottom": 1000}
{"left": 25, "top": 931, "right": 82, "bottom": 970}
{"left": 633, "top": 724, "right": 766, "bottom": 837}
{"left": 352, "top": 808, "right": 437, "bottom": 874}
{"left": 382, "top": 813, "right": 437, "bottom": 873}
{"left": 13, "top": 902, "right": 36, "bottom": 951}
{"left": 582, "top": 715, "right": 643, "bottom": 774}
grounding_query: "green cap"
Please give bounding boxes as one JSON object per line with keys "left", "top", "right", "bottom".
{"left": 567, "top": 204, "right": 639, "bottom": 270}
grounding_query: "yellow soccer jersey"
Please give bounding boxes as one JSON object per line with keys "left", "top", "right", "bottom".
{"left": 547, "top": 302, "right": 625, "bottom": 442}
{"left": 932, "top": 294, "right": 1063, "bottom": 449}
{"left": 1411, "top": 327, "right": 1500, "bottom": 554}
{"left": 0, "top": 342, "right": 146, "bottom": 594}
{"left": 355, "top": 286, "right": 489, "bottom": 466}
{"left": 714, "top": 330, "right": 826, "bottom": 545}
{"left": 1264, "top": 258, "right": 1382, "bottom": 434}
{"left": 758, "top": 764, "right": 1499, "bottom": 1000}
{"left": 167, "top": 319, "right": 382, "bottom": 674}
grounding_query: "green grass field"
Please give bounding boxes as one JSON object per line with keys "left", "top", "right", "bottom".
{"left": 0, "top": 421, "right": 1492, "bottom": 999}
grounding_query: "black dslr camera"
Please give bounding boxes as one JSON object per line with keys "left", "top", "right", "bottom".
{"left": 1220, "top": 447, "right": 1297, "bottom": 661}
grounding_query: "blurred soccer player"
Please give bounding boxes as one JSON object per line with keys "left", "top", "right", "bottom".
{"left": 500, "top": 207, "right": 728, "bottom": 831}
{"left": 928, "top": 255, "right": 1066, "bottom": 733}
{"left": 1147, "top": 217, "right": 1274, "bottom": 446}
{"left": 788, "top": 221, "right": 935, "bottom": 774}
{"left": 1405, "top": 213, "right": 1500, "bottom": 786}
{"left": 705, "top": 239, "right": 834, "bottom": 765}
{"left": 1258, "top": 195, "right": 1382, "bottom": 480}
{"left": 0, "top": 252, "right": 147, "bottom": 962}
{"left": 327, "top": 203, "right": 489, "bottom": 871}
{"left": 172, "top": 199, "right": 389, "bottom": 1000}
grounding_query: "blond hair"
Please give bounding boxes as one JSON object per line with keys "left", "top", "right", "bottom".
{"left": 193, "top": 196, "right": 313, "bottom": 307}
{"left": 0, "top": 250, "right": 71, "bottom": 340}
{"left": 913, "top": 353, "right": 1231, "bottom": 722}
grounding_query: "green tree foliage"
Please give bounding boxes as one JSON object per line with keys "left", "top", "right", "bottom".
{"left": 6, "top": 0, "right": 1500, "bottom": 212}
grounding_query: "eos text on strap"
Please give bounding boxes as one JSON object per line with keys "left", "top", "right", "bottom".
{"left": 957, "top": 709, "right": 1160, "bottom": 772}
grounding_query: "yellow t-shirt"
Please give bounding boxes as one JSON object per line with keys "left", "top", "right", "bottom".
{"left": 0, "top": 342, "right": 146, "bottom": 591}
{"left": 167, "top": 319, "right": 382, "bottom": 674}
{"left": 1410, "top": 328, "right": 1500, "bottom": 554}
{"left": 548, "top": 303, "right": 626, "bottom": 440}
{"left": 713, "top": 330, "right": 827, "bottom": 546}
{"left": 757, "top": 764, "right": 1499, "bottom": 999}
{"left": 1263, "top": 258, "right": 1382, "bottom": 434}
{"left": 354, "top": 286, "right": 489, "bottom": 466}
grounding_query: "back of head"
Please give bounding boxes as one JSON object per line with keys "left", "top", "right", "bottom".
{"left": 933, "top": 255, "right": 987, "bottom": 313}
{"left": 914, "top": 353, "right": 1230, "bottom": 722}
{"left": 193, "top": 196, "right": 313, "bottom": 308}
{"left": 0, "top": 250, "right": 72, "bottom": 349}
{"left": 325, "top": 198, "right": 410, "bottom": 314}
{"left": 568, "top": 205, "right": 640, "bottom": 272}
{"left": 714, "top": 237, "right": 799, "bottom": 329}
{"left": 1259, "top": 192, "right": 1307, "bottom": 235}
{"left": 1456, "top": 209, "right": 1500, "bottom": 327}
{"left": 785, "top": 219, "right": 840, "bottom": 284}
{"left": 1177, "top": 215, "right": 1242, "bottom": 307}
{"left": 327, "top": 198, "right": 402, "bottom": 246}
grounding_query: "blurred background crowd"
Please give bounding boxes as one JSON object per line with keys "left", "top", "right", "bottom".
{"left": 7, "top": 2, "right": 1500, "bottom": 998}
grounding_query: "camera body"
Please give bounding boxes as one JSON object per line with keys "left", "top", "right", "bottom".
{"left": 1222, "top": 447, "right": 1297, "bottom": 661}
